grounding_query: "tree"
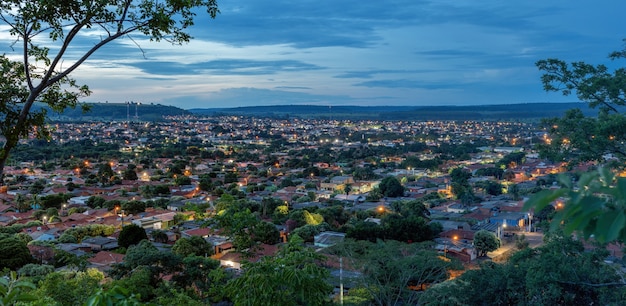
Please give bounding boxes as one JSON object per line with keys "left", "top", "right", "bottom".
{"left": 525, "top": 167, "right": 626, "bottom": 243}
{"left": 0, "top": 0, "right": 219, "bottom": 182}
{"left": 328, "top": 240, "right": 460, "bottom": 306}
{"left": 122, "top": 168, "right": 138, "bottom": 181}
{"left": 251, "top": 221, "right": 280, "bottom": 245}
{"left": 85, "top": 196, "right": 106, "bottom": 209}
{"left": 171, "top": 256, "right": 227, "bottom": 302}
{"left": 508, "top": 183, "right": 521, "bottom": 200}
{"left": 174, "top": 175, "right": 192, "bottom": 186}
{"left": 382, "top": 214, "right": 438, "bottom": 243}
{"left": 0, "top": 234, "right": 34, "bottom": 270}
{"left": 225, "top": 235, "right": 333, "bottom": 306}
{"left": 211, "top": 207, "right": 259, "bottom": 251}
{"left": 515, "top": 233, "right": 529, "bottom": 250}
{"left": 121, "top": 200, "right": 146, "bottom": 215}
{"left": 36, "top": 269, "right": 104, "bottom": 306}
{"left": 343, "top": 183, "right": 352, "bottom": 195}
{"left": 118, "top": 224, "right": 148, "bottom": 248}
{"left": 449, "top": 167, "right": 471, "bottom": 185}
{"left": 86, "top": 285, "right": 142, "bottom": 306}
{"left": 97, "top": 163, "right": 115, "bottom": 185}
{"left": 172, "top": 236, "right": 213, "bottom": 258}
{"left": 420, "top": 234, "right": 626, "bottom": 305}
{"left": 14, "top": 193, "right": 30, "bottom": 213}
{"left": 150, "top": 229, "right": 168, "bottom": 243}
{"left": 475, "top": 180, "right": 503, "bottom": 196}
{"left": 378, "top": 176, "right": 404, "bottom": 197}
{"left": 110, "top": 240, "right": 182, "bottom": 283}
{"left": 473, "top": 230, "right": 500, "bottom": 257}
{"left": 0, "top": 271, "right": 37, "bottom": 305}
{"left": 535, "top": 41, "right": 626, "bottom": 165}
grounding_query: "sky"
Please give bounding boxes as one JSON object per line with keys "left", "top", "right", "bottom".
{"left": 2, "top": 0, "right": 626, "bottom": 109}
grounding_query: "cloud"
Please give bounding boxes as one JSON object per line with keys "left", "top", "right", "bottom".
{"left": 274, "top": 86, "right": 312, "bottom": 90}
{"left": 163, "top": 87, "right": 357, "bottom": 108}
{"left": 353, "top": 79, "right": 462, "bottom": 89}
{"left": 124, "top": 59, "right": 323, "bottom": 76}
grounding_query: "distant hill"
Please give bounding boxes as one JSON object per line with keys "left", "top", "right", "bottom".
{"left": 37, "top": 102, "right": 600, "bottom": 121}
{"left": 188, "top": 102, "right": 598, "bottom": 121}
{"left": 41, "top": 102, "right": 191, "bottom": 122}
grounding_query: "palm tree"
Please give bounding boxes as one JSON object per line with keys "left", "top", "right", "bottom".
{"left": 15, "top": 194, "right": 30, "bottom": 213}
{"left": 344, "top": 184, "right": 352, "bottom": 196}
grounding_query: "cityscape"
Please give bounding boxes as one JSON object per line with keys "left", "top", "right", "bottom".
{"left": 0, "top": 112, "right": 619, "bottom": 304}
{"left": 2, "top": 0, "right": 626, "bottom": 305}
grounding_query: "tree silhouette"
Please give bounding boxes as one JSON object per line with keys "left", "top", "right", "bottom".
{"left": 0, "top": 0, "right": 219, "bottom": 182}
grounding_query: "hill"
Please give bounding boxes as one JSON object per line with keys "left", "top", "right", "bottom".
{"left": 39, "top": 102, "right": 599, "bottom": 121}
{"left": 42, "top": 102, "right": 191, "bottom": 122}
{"left": 188, "top": 102, "right": 598, "bottom": 121}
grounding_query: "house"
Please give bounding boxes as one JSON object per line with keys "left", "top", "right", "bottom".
{"left": 437, "top": 220, "right": 472, "bottom": 232}
{"left": 56, "top": 243, "right": 91, "bottom": 257}
{"left": 0, "top": 203, "right": 12, "bottom": 213}
{"left": 489, "top": 211, "right": 527, "bottom": 230}
{"left": 181, "top": 227, "right": 211, "bottom": 238}
{"left": 320, "top": 176, "right": 355, "bottom": 192}
{"left": 220, "top": 243, "right": 281, "bottom": 270}
{"left": 82, "top": 236, "right": 119, "bottom": 251}
{"left": 151, "top": 211, "right": 178, "bottom": 229}
{"left": 131, "top": 216, "right": 163, "bottom": 229}
{"left": 463, "top": 208, "right": 492, "bottom": 225}
{"left": 434, "top": 237, "right": 477, "bottom": 262}
{"left": 167, "top": 201, "right": 186, "bottom": 212}
{"left": 88, "top": 251, "right": 125, "bottom": 272}
{"left": 314, "top": 231, "right": 345, "bottom": 248}
{"left": 68, "top": 196, "right": 91, "bottom": 206}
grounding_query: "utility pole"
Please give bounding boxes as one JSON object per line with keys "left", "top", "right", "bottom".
{"left": 340, "top": 256, "right": 344, "bottom": 305}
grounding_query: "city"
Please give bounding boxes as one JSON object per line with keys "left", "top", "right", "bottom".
{"left": 2, "top": 0, "right": 625, "bottom": 304}
{"left": 1, "top": 115, "right": 612, "bottom": 304}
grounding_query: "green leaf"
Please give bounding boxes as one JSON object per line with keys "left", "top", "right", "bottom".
{"left": 524, "top": 189, "right": 567, "bottom": 212}
{"left": 606, "top": 210, "right": 625, "bottom": 243}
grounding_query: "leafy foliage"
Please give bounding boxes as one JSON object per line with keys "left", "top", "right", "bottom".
{"left": 110, "top": 240, "right": 182, "bottom": 282}
{"left": 0, "top": 0, "right": 219, "bottom": 178}
{"left": 118, "top": 224, "right": 149, "bottom": 248}
{"left": 172, "top": 236, "right": 214, "bottom": 258}
{"left": 378, "top": 176, "right": 404, "bottom": 197}
{"left": 473, "top": 230, "right": 500, "bottom": 257}
{"left": 0, "top": 234, "right": 34, "bottom": 270}
{"left": 36, "top": 269, "right": 104, "bottom": 306}
{"left": 0, "top": 271, "right": 37, "bottom": 305}
{"left": 525, "top": 167, "right": 626, "bottom": 243}
{"left": 225, "top": 235, "right": 333, "bottom": 306}
{"left": 420, "top": 234, "right": 626, "bottom": 305}
{"left": 86, "top": 285, "right": 143, "bottom": 306}
{"left": 535, "top": 41, "right": 626, "bottom": 165}
{"left": 328, "top": 239, "right": 461, "bottom": 306}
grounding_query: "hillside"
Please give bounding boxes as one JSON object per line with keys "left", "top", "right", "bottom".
{"left": 39, "top": 102, "right": 599, "bottom": 121}
{"left": 42, "top": 102, "right": 191, "bottom": 122}
{"left": 188, "top": 102, "right": 597, "bottom": 121}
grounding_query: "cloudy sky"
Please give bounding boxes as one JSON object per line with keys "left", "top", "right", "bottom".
{"left": 2, "top": 0, "right": 625, "bottom": 109}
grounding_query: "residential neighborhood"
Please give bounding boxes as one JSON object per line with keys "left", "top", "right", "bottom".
{"left": 0, "top": 115, "right": 618, "bottom": 304}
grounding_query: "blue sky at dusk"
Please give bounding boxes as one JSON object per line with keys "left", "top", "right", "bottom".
{"left": 2, "top": 0, "right": 625, "bottom": 109}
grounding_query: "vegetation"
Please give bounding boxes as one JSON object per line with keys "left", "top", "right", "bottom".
{"left": 535, "top": 41, "right": 626, "bottom": 166}
{"left": 226, "top": 235, "right": 333, "bottom": 306}
{"left": 118, "top": 224, "right": 149, "bottom": 249}
{"left": 2, "top": 40, "right": 626, "bottom": 304}
{"left": 421, "top": 234, "right": 626, "bottom": 305}
{"left": 0, "top": 0, "right": 219, "bottom": 181}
